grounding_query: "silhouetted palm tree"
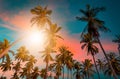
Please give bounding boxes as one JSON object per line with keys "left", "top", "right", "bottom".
{"left": 11, "top": 62, "right": 21, "bottom": 79}
{"left": 40, "top": 68, "right": 46, "bottom": 79}
{"left": 96, "top": 59, "right": 105, "bottom": 72}
{"left": 76, "top": 4, "right": 118, "bottom": 79}
{"left": 81, "top": 59, "right": 95, "bottom": 79}
{"left": 0, "top": 56, "right": 13, "bottom": 77}
{"left": 31, "top": 66, "right": 40, "bottom": 79}
{"left": 31, "top": 5, "right": 52, "bottom": 29}
{"left": 80, "top": 33, "right": 100, "bottom": 79}
{"left": 73, "top": 61, "right": 83, "bottom": 79}
{"left": 57, "top": 46, "right": 69, "bottom": 79}
{"left": 113, "top": 34, "right": 120, "bottom": 56}
{"left": 104, "top": 52, "right": 120, "bottom": 77}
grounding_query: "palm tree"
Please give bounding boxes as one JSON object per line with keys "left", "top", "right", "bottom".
{"left": 73, "top": 61, "right": 83, "bottom": 79}
{"left": 31, "top": 5, "right": 52, "bottom": 29}
{"left": 0, "top": 56, "right": 13, "bottom": 77}
{"left": 0, "top": 39, "right": 14, "bottom": 62}
{"left": 15, "top": 46, "right": 29, "bottom": 62}
{"left": 45, "top": 23, "right": 63, "bottom": 48}
{"left": 96, "top": 59, "right": 105, "bottom": 72}
{"left": 11, "top": 62, "right": 21, "bottom": 79}
{"left": 41, "top": 46, "right": 55, "bottom": 79}
{"left": 113, "top": 34, "right": 120, "bottom": 56}
{"left": 76, "top": 4, "right": 118, "bottom": 79}
{"left": 80, "top": 33, "right": 100, "bottom": 79}
{"left": 31, "top": 66, "right": 40, "bottom": 79}
{"left": 20, "top": 55, "right": 37, "bottom": 79}
{"left": 50, "top": 57, "right": 63, "bottom": 79}
{"left": 57, "top": 46, "right": 69, "bottom": 79}
{"left": 104, "top": 52, "right": 120, "bottom": 77}
{"left": 40, "top": 68, "right": 46, "bottom": 79}
{"left": 81, "top": 59, "right": 95, "bottom": 79}
{"left": 65, "top": 50, "right": 74, "bottom": 79}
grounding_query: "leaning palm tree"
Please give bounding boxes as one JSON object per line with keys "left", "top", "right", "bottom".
{"left": 80, "top": 33, "right": 100, "bottom": 79}
{"left": 31, "top": 5, "right": 52, "bottom": 29}
{"left": 76, "top": 4, "right": 118, "bottom": 79}
{"left": 113, "top": 34, "right": 120, "bottom": 56}
{"left": 0, "top": 39, "right": 14, "bottom": 62}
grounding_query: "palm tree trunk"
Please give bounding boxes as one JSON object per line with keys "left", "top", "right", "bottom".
{"left": 71, "top": 69, "right": 73, "bottom": 79}
{"left": 44, "top": 62, "right": 48, "bottom": 79}
{"left": 63, "top": 66, "right": 64, "bottom": 79}
{"left": 97, "top": 37, "right": 118, "bottom": 79}
{"left": 92, "top": 54, "right": 100, "bottom": 79}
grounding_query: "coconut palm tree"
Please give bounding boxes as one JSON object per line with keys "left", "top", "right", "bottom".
{"left": 31, "top": 66, "right": 40, "bottom": 79}
{"left": 40, "top": 68, "right": 46, "bottom": 79}
{"left": 0, "top": 56, "right": 13, "bottom": 77}
{"left": 41, "top": 46, "right": 55, "bottom": 79}
{"left": 113, "top": 34, "right": 120, "bottom": 56}
{"left": 80, "top": 33, "right": 100, "bottom": 79}
{"left": 15, "top": 46, "right": 29, "bottom": 62}
{"left": 57, "top": 46, "right": 70, "bottom": 79}
{"left": 31, "top": 5, "right": 52, "bottom": 29}
{"left": 73, "top": 61, "right": 83, "bottom": 79}
{"left": 96, "top": 59, "right": 105, "bottom": 72}
{"left": 20, "top": 55, "right": 37, "bottom": 79}
{"left": 0, "top": 39, "right": 14, "bottom": 62}
{"left": 76, "top": 4, "right": 118, "bottom": 79}
{"left": 45, "top": 23, "right": 63, "bottom": 48}
{"left": 104, "top": 52, "right": 120, "bottom": 77}
{"left": 81, "top": 59, "right": 95, "bottom": 79}
{"left": 11, "top": 62, "right": 21, "bottom": 79}
{"left": 65, "top": 50, "right": 74, "bottom": 79}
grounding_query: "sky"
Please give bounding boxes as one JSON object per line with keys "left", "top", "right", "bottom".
{"left": 0, "top": 0, "right": 120, "bottom": 78}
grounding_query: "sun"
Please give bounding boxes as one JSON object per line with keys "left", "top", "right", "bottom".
{"left": 29, "top": 30, "right": 44, "bottom": 44}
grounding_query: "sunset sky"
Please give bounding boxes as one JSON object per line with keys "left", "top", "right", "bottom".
{"left": 0, "top": 0, "right": 120, "bottom": 77}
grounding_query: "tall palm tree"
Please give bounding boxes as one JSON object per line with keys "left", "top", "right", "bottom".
{"left": 81, "top": 59, "right": 95, "bottom": 79}
{"left": 76, "top": 4, "right": 118, "bottom": 79}
{"left": 113, "top": 34, "right": 120, "bottom": 56}
{"left": 80, "top": 33, "right": 100, "bottom": 79}
{"left": 50, "top": 58, "right": 63, "bottom": 79}
{"left": 57, "top": 46, "right": 69, "bottom": 79}
{"left": 31, "top": 5, "right": 52, "bottom": 29}
{"left": 45, "top": 23, "right": 63, "bottom": 48}
{"left": 41, "top": 46, "right": 54, "bottom": 79}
